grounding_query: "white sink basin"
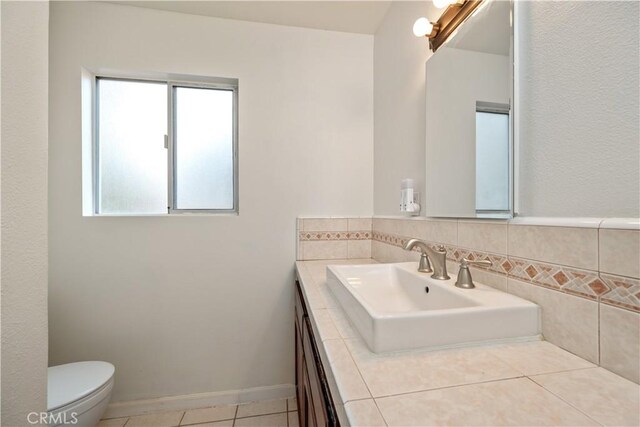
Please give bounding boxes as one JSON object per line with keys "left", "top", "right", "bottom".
{"left": 326, "top": 262, "right": 541, "bottom": 353}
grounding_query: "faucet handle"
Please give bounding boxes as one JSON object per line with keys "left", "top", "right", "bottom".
{"left": 460, "top": 258, "right": 492, "bottom": 268}
{"left": 455, "top": 258, "right": 492, "bottom": 289}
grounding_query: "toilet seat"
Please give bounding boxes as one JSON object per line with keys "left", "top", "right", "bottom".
{"left": 48, "top": 361, "right": 115, "bottom": 411}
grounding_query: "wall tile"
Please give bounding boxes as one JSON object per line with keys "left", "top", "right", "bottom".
{"left": 458, "top": 221, "right": 507, "bottom": 254}
{"left": 300, "top": 241, "right": 347, "bottom": 260}
{"left": 507, "top": 278, "right": 599, "bottom": 363}
{"left": 600, "top": 274, "right": 640, "bottom": 313}
{"left": 347, "top": 218, "right": 372, "bottom": 231}
{"left": 468, "top": 266, "right": 507, "bottom": 291}
{"left": 302, "top": 218, "right": 348, "bottom": 231}
{"left": 424, "top": 219, "right": 458, "bottom": 245}
{"left": 508, "top": 225, "right": 598, "bottom": 270}
{"left": 600, "top": 304, "right": 640, "bottom": 383}
{"left": 599, "top": 229, "right": 640, "bottom": 279}
{"left": 347, "top": 240, "right": 371, "bottom": 259}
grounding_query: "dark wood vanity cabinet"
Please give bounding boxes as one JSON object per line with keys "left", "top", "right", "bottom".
{"left": 295, "top": 280, "right": 339, "bottom": 427}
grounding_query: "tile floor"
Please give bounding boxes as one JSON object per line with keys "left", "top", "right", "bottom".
{"left": 98, "top": 397, "right": 298, "bottom": 427}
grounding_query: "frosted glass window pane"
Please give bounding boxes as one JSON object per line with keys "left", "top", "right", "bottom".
{"left": 98, "top": 79, "right": 167, "bottom": 214}
{"left": 476, "top": 111, "right": 509, "bottom": 211}
{"left": 174, "top": 87, "right": 234, "bottom": 210}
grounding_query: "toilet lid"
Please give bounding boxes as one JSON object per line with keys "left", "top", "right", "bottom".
{"left": 48, "top": 361, "right": 115, "bottom": 411}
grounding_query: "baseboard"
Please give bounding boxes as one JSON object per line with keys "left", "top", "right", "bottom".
{"left": 104, "top": 383, "right": 295, "bottom": 419}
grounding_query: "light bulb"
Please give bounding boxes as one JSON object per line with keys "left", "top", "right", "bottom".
{"left": 413, "top": 17, "right": 434, "bottom": 37}
{"left": 433, "top": 0, "right": 451, "bottom": 8}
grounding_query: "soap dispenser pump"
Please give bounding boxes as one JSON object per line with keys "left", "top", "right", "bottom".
{"left": 400, "top": 179, "right": 421, "bottom": 216}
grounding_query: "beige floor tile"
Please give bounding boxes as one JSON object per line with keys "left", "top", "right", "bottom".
{"left": 286, "top": 397, "right": 297, "bottom": 412}
{"left": 126, "top": 410, "right": 185, "bottom": 427}
{"left": 531, "top": 367, "right": 640, "bottom": 426}
{"left": 345, "top": 337, "right": 521, "bottom": 397}
{"left": 236, "top": 399, "right": 287, "bottom": 418}
{"left": 234, "top": 413, "right": 288, "bottom": 427}
{"left": 180, "top": 405, "right": 236, "bottom": 425}
{"left": 97, "top": 418, "right": 128, "bottom": 427}
{"left": 287, "top": 411, "right": 299, "bottom": 427}
{"left": 488, "top": 340, "right": 595, "bottom": 376}
{"left": 344, "top": 399, "right": 386, "bottom": 427}
{"left": 376, "top": 377, "right": 598, "bottom": 426}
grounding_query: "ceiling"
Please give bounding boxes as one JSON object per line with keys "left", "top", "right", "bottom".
{"left": 107, "top": 1, "right": 393, "bottom": 34}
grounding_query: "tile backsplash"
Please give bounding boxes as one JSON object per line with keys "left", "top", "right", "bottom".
{"left": 297, "top": 217, "right": 372, "bottom": 260}
{"left": 296, "top": 216, "right": 640, "bottom": 384}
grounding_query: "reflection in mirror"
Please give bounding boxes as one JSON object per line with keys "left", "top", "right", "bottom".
{"left": 425, "top": 0, "right": 513, "bottom": 218}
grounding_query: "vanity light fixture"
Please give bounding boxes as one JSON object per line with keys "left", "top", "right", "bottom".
{"left": 433, "top": 0, "right": 462, "bottom": 9}
{"left": 413, "top": 0, "right": 484, "bottom": 52}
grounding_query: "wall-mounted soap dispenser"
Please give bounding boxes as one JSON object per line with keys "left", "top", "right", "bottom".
{"left": 400, "top": 179, "right": 421, "bottom": 215}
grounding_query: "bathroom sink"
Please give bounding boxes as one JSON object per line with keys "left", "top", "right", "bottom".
{"left": 326, "top": 262, "right": 540, "bottom": 353}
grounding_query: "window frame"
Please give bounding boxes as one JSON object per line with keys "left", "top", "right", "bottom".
{"left": 474, "top": 101, "right": 511, "bottom": 216}
{"left": 93, "top": 75, "right": 239, "bottom": 216}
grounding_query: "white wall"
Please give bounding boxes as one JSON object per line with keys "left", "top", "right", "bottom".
{"left": 49, "top": 2, "right": 373, "bottom": 402}
{"left": 425, "top": 47, "right": 509, "bottom": 217}
{"left": 517, "top": 1, "right": 639, "bottom": 217}
{"left": 374, "top": 1, "right": 640, "bottom": 218}
{"left": 373, "top": 1, "right": 437, "bottom": 215}
{"left": 1, "top": 1, "right": 49, "bottom": 424}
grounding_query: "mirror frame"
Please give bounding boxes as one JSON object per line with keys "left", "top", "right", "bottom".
{"left": 430, "top": 0, "right": 485, "bottom": 52}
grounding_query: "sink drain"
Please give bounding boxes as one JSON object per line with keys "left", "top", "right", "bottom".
{"left": 425, "top": 286, "right": 430, "bottom": 294}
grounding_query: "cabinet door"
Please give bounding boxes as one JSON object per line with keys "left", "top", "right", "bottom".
{"left": 295, "top": 280, "right": 339, "bottom": 427}
{"left": 303, "top": 318, "right": 339, "bottom": 426}
{"left": 302, "top": 358, "right": 317, "bottom": 427}
{"left": 295, "top": 313, "right": 306, "bottom": 427}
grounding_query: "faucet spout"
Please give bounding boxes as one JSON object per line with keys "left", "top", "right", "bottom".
{"left": 403, "top": 239, "right": 433, "bottom": 273}
{"left": 403, "top": 239, "right": 450, "bottom": 280}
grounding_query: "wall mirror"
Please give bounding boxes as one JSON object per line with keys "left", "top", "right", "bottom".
{"left": 425, "top": 0, "right": 514, "bottom": 219}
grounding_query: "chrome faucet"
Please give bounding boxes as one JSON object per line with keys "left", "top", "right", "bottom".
{"left": 455, "top": 258, "right": 492, "bottom": 289}
{"left": 403, "top": 239, "right": 450, "bottom": 280}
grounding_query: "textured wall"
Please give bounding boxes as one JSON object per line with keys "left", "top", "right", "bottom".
{"left": 517, "top": 1, "right": 639, "bottom": 217}
{"left": 1, "top": 1, "right": 49, "bottom": 424}
{"left": 49, "top": 1, "right": 373, "bottom": 402}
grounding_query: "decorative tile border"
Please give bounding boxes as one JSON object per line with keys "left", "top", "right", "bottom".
{"left": 372, "top": 230, "right": 639, "bottom": 313}
{"left": 600, "top": 274, "right": 640, "bottom": 313}
{"left": 299, "top": 230, "right": 371, "bottom": 241}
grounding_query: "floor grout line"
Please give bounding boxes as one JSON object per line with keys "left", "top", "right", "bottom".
{"left": 525, "top": 376, "right": 604, "bottom": 426}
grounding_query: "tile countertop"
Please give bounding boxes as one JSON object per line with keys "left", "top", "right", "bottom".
{"left": 295, "top": 259, "right": 640, "bottom": 427}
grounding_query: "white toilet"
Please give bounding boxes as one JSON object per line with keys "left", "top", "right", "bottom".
{"left": 47, "top": 361, "right": 115, "bottom": 427}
